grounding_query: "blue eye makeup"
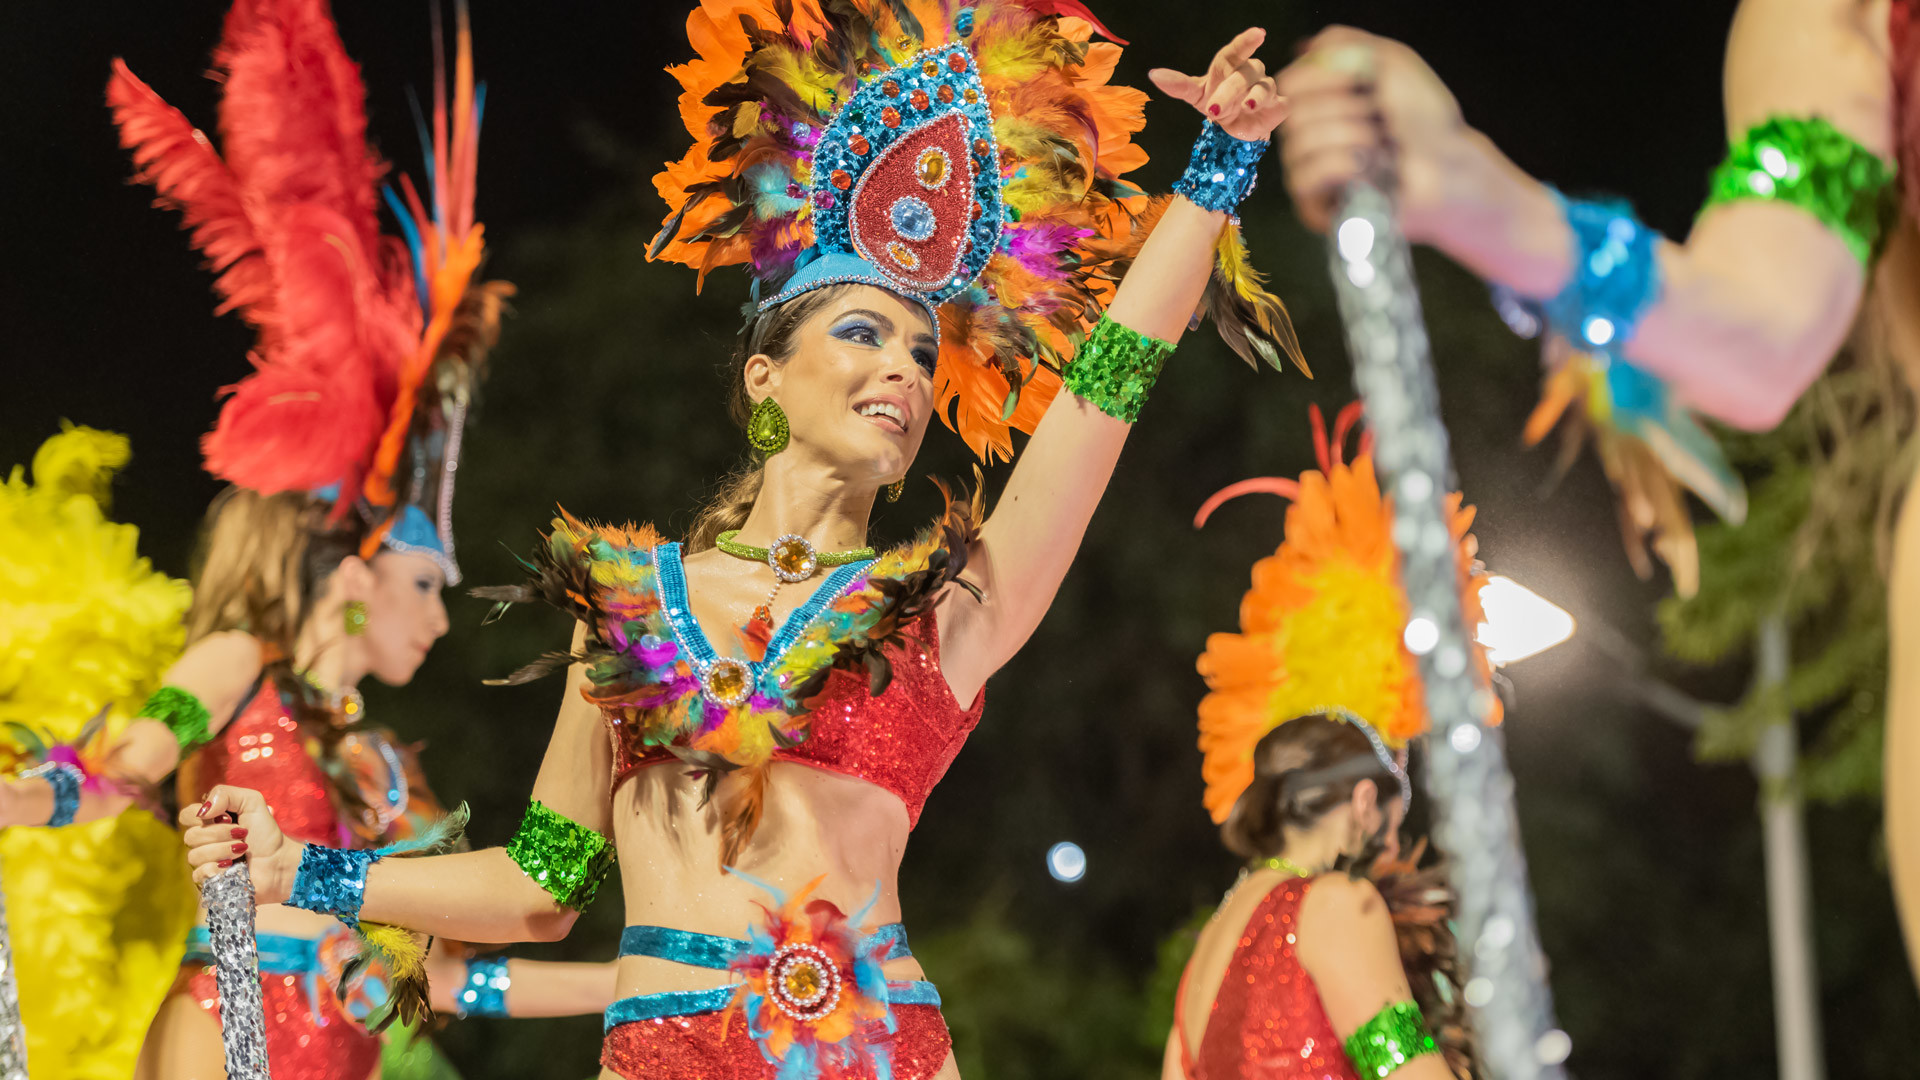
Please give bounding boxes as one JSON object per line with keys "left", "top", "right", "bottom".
{"left": 831, "top": 318, "right": 882, "bottom": 347}
{"left": 911, "top": 347, "right": 937, "bottom": 375}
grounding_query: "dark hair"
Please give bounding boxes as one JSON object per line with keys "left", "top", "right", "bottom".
{"left": 1220, "top": 712, "right": 1398, "bottom": 861}
{"left": 685, "top": 284, "right": 860, "bottom": 552}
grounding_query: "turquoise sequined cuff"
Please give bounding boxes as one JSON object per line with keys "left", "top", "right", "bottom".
{"left": 140, "top": 686, "right": 213, "bottom": 753}
{"left": 1704, "top": 114, "right": 1895, "bottom": 266}
{"left": 1344, "top": 1001, "right": 1438, "bottom": 1078}
{"left": 506, "top": 801, "right": 614, "bottom": 911}
{"left": 456, "top": 955, "right": 511, "bottom": 1018}
{"left": 1173, "top": 121, "right": 1268, "bottom": 215}
{"left": 1541, "top": 191, "right": 1663, "bottom": 353}
{"left": 286, "top": 845, "right": 381, "bottom": 927}
{"left": 21, "top": 761, "right": 83, "bottom": 827}
{"left": 1063, "top": 315, "right": 1175, "bottom": 424}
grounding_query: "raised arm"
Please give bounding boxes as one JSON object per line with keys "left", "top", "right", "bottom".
{"left": 1, "top": 629, "right": 262, "bottom": 827}
{"left": 942, "top": 28, "right": 1290, "bottom": 699}
{"left": 184, "top": 637, "right": 614, "bottom": 944}
{"left": 1279, "top": 0, "right": 1894, "bottom": 431}
{"left": 1296, "top": 875, "right": 1455, "bottom": 1080}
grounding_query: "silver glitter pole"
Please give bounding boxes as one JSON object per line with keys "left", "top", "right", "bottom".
{"left": 201, "top": 863, "right": 270, "bottom": 1080}
{"left": 0, "top": 857, "right": 26, "bottom": 1080}
{"left": 1328, "top": 177, "right": 1572, "bottom": 1079}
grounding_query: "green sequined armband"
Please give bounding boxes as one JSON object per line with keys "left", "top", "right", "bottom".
{"left": 506, "top": 800, "right": 615, "bottom": 910}
{"left": 1704, "top": 115, "right": 1896, "bottom": 265}
{"left": 1344, "top": 1001, "right": 1437, "bottom": 1078}
{"left": 139, "top": 686, "right": 212, "bottom": 753}
{"left": 1063, "top": 315, "right": 1174, "bottom": 424}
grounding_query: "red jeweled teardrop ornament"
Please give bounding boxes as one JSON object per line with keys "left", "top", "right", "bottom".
{"left": 848, "top": 112, "right": 977, "bottom": 293}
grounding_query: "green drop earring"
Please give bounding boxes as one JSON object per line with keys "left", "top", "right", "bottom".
{"left": 747, "top": 397, "right": 790, "bottom": 456}
{"left": 344, "top": 599, "right": 369, "bottom": 637}
{"left": 885, "top": 479, "right": 906, "bottom": 503}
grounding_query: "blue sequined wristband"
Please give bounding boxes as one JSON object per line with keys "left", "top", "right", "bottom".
{"left": 1540, "top": 190, "right": 1663, "bottom": 352}
{"left": 1172, "top": 121, "right": 1268, "bottom": 215}
{"left": 21, "top": 761, "right": 83, "bottom": 828}
{"left": 456, "top": 955, "right": 511, "bottom": 1018}
{"left": 285, "top": 845, "right": 382, "bottom": 927}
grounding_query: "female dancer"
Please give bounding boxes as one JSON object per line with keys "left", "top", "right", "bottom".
{"left": 1171, "top": 407, "right": 1488, "bottom": 1079}
{"left": 1272, "top": 0, "right": 1920, "bottom": 984}
{"left": 2, "top": 2, "right": 612, "bottom": 1075}
{"left": 182, "top": 1, "right": 1305, "bottom": 1075}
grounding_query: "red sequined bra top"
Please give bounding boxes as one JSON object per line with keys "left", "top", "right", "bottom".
{"left": 595, "top": 539, "right": 984, "bottom": 828}
{"left": 178, "top": 678, "right": 349, "bottom": 848}
{"left": 1175, "top": 876, "right": 1357, "bottom": 1080}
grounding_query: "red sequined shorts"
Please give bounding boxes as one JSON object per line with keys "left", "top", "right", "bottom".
{"left": 176, "top": 962, "right": 382, "bottom": 1080}
{"left": 601, "top": 1003, "right": 951, "bottom": 1078}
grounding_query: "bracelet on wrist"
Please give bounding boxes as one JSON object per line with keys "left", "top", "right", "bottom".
{"left": 1172, "top": 120, "right": 1268, "bottom": 215}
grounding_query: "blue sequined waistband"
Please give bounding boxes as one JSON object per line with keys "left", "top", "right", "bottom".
{"left": 605, "top": 922, "right": 939, "bottom": 1032}
{"left": 185, "top": 926, "right": 326, "bottom": 1011}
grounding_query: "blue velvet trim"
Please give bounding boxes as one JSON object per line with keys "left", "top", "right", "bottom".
{"left": 1172, "top": 121, "right": 1268, "bottom": 215}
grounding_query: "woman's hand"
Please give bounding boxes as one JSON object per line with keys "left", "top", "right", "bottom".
{"left": 1149, "top": 27, "right": 1291, "bottom": 143}
{"left": 1276, "top": 26, "right": 1478, "bottom": 237}
{"left": 180, "top": 784, "right": 301, "bottom": 901}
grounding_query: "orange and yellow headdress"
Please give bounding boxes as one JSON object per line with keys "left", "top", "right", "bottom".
{"left": 650, "top": 0, "right": 1305, "bottom": 463}
{"left": 1193, "top": 404, "right": 1502, "bottom": 824}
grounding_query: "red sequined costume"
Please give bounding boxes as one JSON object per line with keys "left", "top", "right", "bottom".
{"left": 166, "top": 677, "right": 447, "bottom": 1080}
{"left": 601, "top": 1005, "right": 954, "bottom": 1079}
{"left": 1174, "top": 877, "right": 1356, "bottom": 1080}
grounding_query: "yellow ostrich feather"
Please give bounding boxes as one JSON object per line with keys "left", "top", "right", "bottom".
{"left": 0, "top": 424, "right": 197, "bottom": 1080}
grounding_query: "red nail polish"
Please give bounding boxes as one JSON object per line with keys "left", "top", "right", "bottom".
{"left": 232, "top": 842, "right": 248, "bottom": 855}
{"left": 218, "top": 859, "right": 234, "bottom": 869}
{"left": 231, "top": 827, "right": 249, "bottom": 839}
{"left": 199, "top": 800, "right": 212, "bottom": 818}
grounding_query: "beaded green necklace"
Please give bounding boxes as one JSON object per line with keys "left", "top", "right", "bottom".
{"left": 714, "top": 530, "right": 877, "bottom": 629}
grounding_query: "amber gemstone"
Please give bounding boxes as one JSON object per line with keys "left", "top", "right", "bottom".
{"left": 772, "top": 538, "right": 814, "bottom": 577}
{"left": 937, "top": 85, "right": 955, "bottom": 104}
{"left": 910, "top": 88, "right": 930, "bottom": 110}
{"left": 887, "top": 241, "right": 920, "bottom": 270}
{"left": 948, "top": 52, "right": 968, "bottom": 72}
{"left": 882, "top": 80, "right": 900, "bottom": 98}
{"left": 882, "top": 106, "right": 901, "bottom": 128}
{"left": 970, "top": 202, "right": 982, "bottom": 221}
{"left": 964, "top": 88, "right": 979, "bottom": 104}
{"left": 918, "top": 150, "right": 948, "bottom": 186}
{"left": 831, "top": 169, "right": 852, "bottom": 190}
{"left": 922, "top": 60, "right": 940, "bottom": 78}
{"left": 972, "top": 138, "right": 990, "bottom": 158}
{"left": 707, "top": 661, "right": 748, "bottom": 702}
{"left": 782, "top": 962, "right": 824, "bottom": 1001}
{"left": 849, "top": 133, "right": 870, "bottom": 156}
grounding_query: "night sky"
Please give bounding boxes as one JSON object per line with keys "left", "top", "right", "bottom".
{"left": 6, "top": 2, "right": 1916, "bottom": 1077}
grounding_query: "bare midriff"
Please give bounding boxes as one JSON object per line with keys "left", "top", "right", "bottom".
{"left": 607, "top": 757, "right": 920, "bottom": 998}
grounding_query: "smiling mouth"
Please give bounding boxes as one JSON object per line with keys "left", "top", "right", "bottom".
{"left": 855, "top": 400, "right": 909, "bottom": 433}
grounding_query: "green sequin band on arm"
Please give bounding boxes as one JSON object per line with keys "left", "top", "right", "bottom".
{"left": 1344, "top": 1001, "right": 1438, "bottom": 1078}
{"left": 1704, "top": 114, "right": 1896, "bottom": 265}
{"left": 506, "top": 800, "right": 615, "bottom": 910}
{"left": 139, "top": 686, "right": 212, "bottom": 753}
{"left": 1062, "top": 314, "right": 1175, "bottom": 424}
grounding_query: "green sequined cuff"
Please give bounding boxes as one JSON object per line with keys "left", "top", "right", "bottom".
{"left": 1703, "top": 115, "right": 1896, "bottom": 265}
{"left": 506, "top": 800, "right": 614, "bottom": 910}
{"left": 1063, "top": 315, "right": 1175, "bottom": 424}
{"left": 1344, "top": 1001, "right": 1437, "bottom": 1078}
{"left": 139, "top": 686, "right": 212, "bottom": 753}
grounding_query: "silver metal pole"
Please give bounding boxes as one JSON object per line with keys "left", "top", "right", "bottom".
{"left": 1752, "top": 614, "right": 1826, "bottom": 1080}
{"left": 0, "top": 859, "right": 26, "bottom": 1080}
{"left": 202, "top": 863, "right": 270, "bottom": 1079}
{"left": 1328, "top": 178, "right": 1570, "bottom": 1078}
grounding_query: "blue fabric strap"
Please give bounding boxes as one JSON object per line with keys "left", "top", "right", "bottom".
{"left": 285, "top": 844, "right": 382, "bottom": 927}
{"left": 603, "top": 987, "right": 737, "bottom": 1030}
{"left": 1541, "top": 190, "right": 1663, "bottom": 352}
{"left": 618, "top": 922, "right": 913, "bottom": 965}
{"left": 1172, "top": 121, "right": 1268, "bottom": 215}
{"left": 618, "top": 925, "right": 742, "bottom": 970}
{"left": 602, "top": 980, "right": 941, "bottom": 1032}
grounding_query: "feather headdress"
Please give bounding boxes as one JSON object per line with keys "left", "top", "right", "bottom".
{"left": 107, "top": 0, "right": 510, "bottom": 581}
{"left": 651, "top": 0, "right": 1306, "bottom": 462}
{"left": 1192, "top": 404, "right": 1501, "bottom": 824}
